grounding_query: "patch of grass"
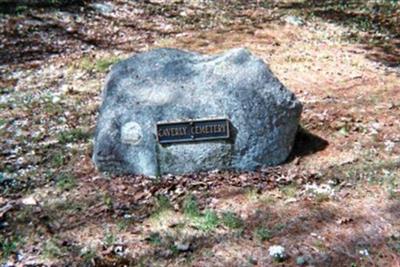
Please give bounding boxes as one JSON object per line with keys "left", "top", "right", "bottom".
{"left": 388, "top": 186, "right": 399, "bottom": 200}
{"left": 103, "top": 230, "right": 116, "bottom": 247}
{"left": 80, "top": 248, "right": 97, "bottom": 265}
{"left": 51, "top": 151, "right": 67, "bottom": 168}
{"left": 156, "top": 38, "right": 176, "bottom": 47}
{"left": 15, "top": 5, "right": 28, "bottom": 14}
{"left": 254, "top": 226, "right": 272, "bottom": 242}
{"left": 314, "top": 192, "right": 330, "bottom": 203}
{"left": 43, "top": 101, "right": 63, "bottom": 116}
{"left": 56, "top": 173, "right": 76, "bottom": 191}
{"left": 95, "top": 57, "right": 122, "bottom": 72}
{"left": 183, "top": 194, "right": 200, "bottom": 218}
{"left": 78, "top": 55, "right": 122, "bottom": 73}
{"left": 117, "top": 218, "right": 131, "bottom": 231}
{"left": 57, "top": 128, "right": 91, "bottom": 144}
{"left": 42, "top": 239, "right": 64, "bottom": 259}
{"left": 245, "top": 188, "right": 260, "bottom": 202}
{"left": 146, "top": 232, "right": 162, "bottom": 245}
{"left": 1, "top": 235, "right": 22, "bottom": 260}
{"left": 341, "top": 158, "right": 400, "bottom": 199}
{"left": 42, "top": 199, "right": 85, "bottom": 221}
{"left": 150, "top": 195, "right": 173, "bottom": 222}
{"left": 259, "top": 194, "right": 276, "bottom": 204}
{"left": 0, "top": 119, "right": 6, "bottom": 127}
{"left": 273, "top": 223, "right": 286, "bottom": 233}
{"left": 102, "top": 193, "right": 113, "bottom": 209}
{"left": 313, "top": 239, "right": 327, "bottom": 252}
{"left": 0, "top": 103, "right": 9, "bottom": 110}
{"left": 285, "top": 55, "right": 310, "bottom": 64}
{"left": 169, "top": 244, "right": 180, "bottom": 256}
{"left": 15, "top": 206, "right": 34, "bottom": 223}
{"left": 155, "top": 195, "right": 172, "bottom": 212}
{"left": 78, "top": 57, "right": 94, "bottom": 71}
{"left": 280, "top": 184, "right": 297, "bottom": 198}
{"left": 202, "top": 249, "right": 214, "bottom": 258}
{"left": 221, "top": 211, "right": 243, "bottom": 229}
{"left": 383, "top": 169, "right": 399, "bottom": 200}
{"left": 194, "top": 210, "right": 219, "bottom": 232}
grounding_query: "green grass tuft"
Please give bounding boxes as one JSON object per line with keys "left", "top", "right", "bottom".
{"left": 57, "top": 128, "right": 91, "bottom": 144}
{"left": 94, "top": 57, "right": 121, "bottom": 72}
{"left": 56, "top": 173, "right": 76, "bottom": 191}
{"left": 102, "top": 193, "right": 113, "bottom": 209}
{"left": 78, "top": 55, "right": 122, "bottom": 73}
{"left": 1, "top": 235, "right": 22, "bottom": 260}
{"left": 42, "top": 239, "right": 64, "bottom": 259}
{"left": 156, "top": 195, "right": 172, "bottom": 211}
{"left": 221, "top": 211, "right": 243, "bottom": 229}
{"left": 194, "top": 210, "right": 219, "bottom": 232}
{"left": 146, "top": 232, "right": 162, "bottom": 245}
{"left": 80, "top": 248, "right": 97, "bottom": 265}
{"left": 254, "top": 226, "right": 272, "bottom": 241}
{"left": 183, "top": 194, "right": 200, "bottom": 218}
{"left": 103, "top": 231, "right": 116, "bottom": 247}
{"left": 51, "top": 152, "right": 66, "bottom": 167}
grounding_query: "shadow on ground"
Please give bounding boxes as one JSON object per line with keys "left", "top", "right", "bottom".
{"left": 279, "top": 0, "right": 400, "bottom": 68}
{"left": 1, "top": 0, "right": 399, "bottom": 68}
{"left": 287, "top": 126, "right": 329, "bottom": 162}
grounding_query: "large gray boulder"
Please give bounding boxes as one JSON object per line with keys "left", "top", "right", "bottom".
{"left": 93, "top": 48, "right": 302, "bottom": 176}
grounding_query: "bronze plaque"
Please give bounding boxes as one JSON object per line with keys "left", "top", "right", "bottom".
{"left": 156, "top": 118, "right": 230, "bottom": 144}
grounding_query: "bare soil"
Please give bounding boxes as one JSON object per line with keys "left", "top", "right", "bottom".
{"left": 0, "top": 1, "right": 399, "bottom": 266}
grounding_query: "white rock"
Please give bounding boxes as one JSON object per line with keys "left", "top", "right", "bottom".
{"left": 384, "top": 140, "right": 395, "bottom": 152}
{"left": 52, "top": 96, "right": 61, "bottom": 104}
{"left": 284, "top": 16, "right": 305, "bottom": 26}
{"left": 91, "top": 2, "right": 114, "bottom": 14}
{"left": 359, "top": 249, "right": 369, "bottom": 257}
{"left": 22, "top": 196, "right": 37, "bottom": 206}
{"left": 269, "top": 245, "right": 286, "bottom": 259}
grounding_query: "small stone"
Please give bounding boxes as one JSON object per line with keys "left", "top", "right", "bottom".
{"left": 123, "top": 214, "right": 132, "bottom": 219}
{"left": 247, "top": 256, "right": 257, "bottom": 265}
{"left": 359, "top": 249, "right": 369, "bottom": 257}
{"left": 90, "top": 2, "right": 114, "bottom": 14}
{"left": 296, "top": 256, "right": 306, "bottom": 265}
{"left": 284, "top": 16, "right": 305, "bottom": 26}
{"left": 51, "top": 96, "right": 61, "bottom": 104}
{"left": 285, "top": 197, "right": 297, "bottom": 204}
{"left": 21, "top": 196, "right": 37, "bottom": 206}
{"left": 175, "top": 242, "right": 190, "bottom": 252}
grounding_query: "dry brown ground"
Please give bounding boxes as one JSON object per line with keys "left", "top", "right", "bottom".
{"left": 0, "top": 0, "right": 399, "bottom": 266}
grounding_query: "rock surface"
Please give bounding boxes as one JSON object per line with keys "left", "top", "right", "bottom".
{"left": 93, "top": 48, "right": 302, "bottom": 176}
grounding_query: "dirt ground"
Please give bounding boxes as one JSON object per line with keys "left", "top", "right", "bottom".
{"left": 0, "top": 0, "right": 399, "bottom": 266}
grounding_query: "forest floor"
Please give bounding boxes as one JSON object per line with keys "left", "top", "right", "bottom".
{"left": 0, "top": 0, "right": 400, "bottom": 266}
